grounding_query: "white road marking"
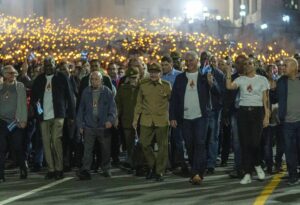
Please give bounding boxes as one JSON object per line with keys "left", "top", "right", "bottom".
{"left": 0, "top": 177, "right": 74, "bottom": 205}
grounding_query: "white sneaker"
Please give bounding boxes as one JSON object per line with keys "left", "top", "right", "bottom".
{"left": 240, "top": 174, "right": 252, "bottom": 185}
{"left": 255, "top": 166, "right": 265, "bottom": 180}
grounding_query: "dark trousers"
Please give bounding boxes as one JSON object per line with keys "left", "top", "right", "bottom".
{"left": 237, "top": 107, "right": 264, "bottom": 174}
{"left": 0, "top": 119, "right": 26, "bottom": 177}
{"left": 261, "top": 126, "right": 274, "bottom": 169}
{"left": 169, "top": 126, "right": 185, "bottom": 168}
{"left": 207, "top": 110, "right": 222, "bottom": 169}
{"left": 283, "top": 121, "right": 300, "bottom": 180}
{"left": 82, "top": 127, "right": 111, "bottom": 172}
{"left": 182, "top": 117, "right": 208, "bottom": 178}
{"left": 275, "top": 125, "right": 285, "bottom": 168}
{"left": 219, "top": 120, "right": 231, "bottom": 163}
{"left": 110, "top": 127, "right": 120, "bottom": 163}
{"left": 24, "top": 119, "right": 44, "bottom": 167}
{"left": 62, "top": 119, "right": 76, "bottom": 169}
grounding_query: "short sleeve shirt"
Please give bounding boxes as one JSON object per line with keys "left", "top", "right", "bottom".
{"left": 234, "top": 75, "right": 269, "bottom": 107}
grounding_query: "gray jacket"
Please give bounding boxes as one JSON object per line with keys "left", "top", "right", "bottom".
{"left": 0, "top": 81, "right": 28, "bottom": 123}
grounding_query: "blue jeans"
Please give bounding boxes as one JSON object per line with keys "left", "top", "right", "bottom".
{"left": 207, "top": 110, "right": 222, "bottom": 169}
{"left": 182, "top": 117, "right": 208, "bottom": 178}
{"left": 231, "top": 112, "right": 241, "bottom": 171}
{"left": 283, "top": 121, "right": 300, "bottom": 180}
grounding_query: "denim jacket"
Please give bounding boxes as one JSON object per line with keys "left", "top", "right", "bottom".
{"left": 77, "top": 85, "right": 117, "bottom": 129}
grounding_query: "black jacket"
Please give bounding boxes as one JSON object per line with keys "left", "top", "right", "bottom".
{"left": 31, "top": 71, "right": 75, "bottom": 121}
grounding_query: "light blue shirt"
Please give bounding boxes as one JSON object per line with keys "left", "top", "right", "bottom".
{"left": 162, "top": 68, "right": 182, "bottom": 87}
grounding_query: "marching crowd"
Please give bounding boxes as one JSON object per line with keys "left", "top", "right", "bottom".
{"left": 1, "top": 49, "right": 300, "bottom": 186}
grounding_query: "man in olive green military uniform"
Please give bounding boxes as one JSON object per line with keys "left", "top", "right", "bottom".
{"left": 116, "top": 67, "right": 144, "bottom": 175}
{"left": 132, "top": 62, "right": 172, "bottom": 182}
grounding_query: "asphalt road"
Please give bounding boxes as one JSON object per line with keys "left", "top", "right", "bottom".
{"left": 1, "top": 162, "right": 299, "bottom": 205}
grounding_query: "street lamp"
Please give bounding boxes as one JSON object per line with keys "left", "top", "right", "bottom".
{"left": 260, "top": 23, "right": 268, "bottom": 47}
{"left": 216, "top": 15, "right": 221, "bottom": 37}
{"left": 282, "top": 15, "right": 290, "bottom": 32}
{"left": 239, "top": 4, "right": 246, "bottom": 34}
{"left": 203, "top": 7, "right": 209, "bottom": 26}
{"left": 260, "top": 23, "right": 268, "bottom": 30}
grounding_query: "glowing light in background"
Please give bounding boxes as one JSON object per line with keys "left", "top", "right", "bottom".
{"left": 184, "top": 1, "right": 203, "bottom": 19}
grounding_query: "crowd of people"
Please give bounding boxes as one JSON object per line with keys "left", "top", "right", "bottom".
{"left": 0, "top": 14, "right": 300, "bottom": 186}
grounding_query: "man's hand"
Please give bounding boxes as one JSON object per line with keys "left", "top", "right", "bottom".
{"left": 18, "top": 122, "right": 27, "bottom": 129}
{"left": 207, "top": 72, "right": 214, "bottom": 87}
{"left": 170, "top": 120, "right": 177, "bottom": 128}
{"left": 79, "top": 128, "right": 84, "bottom": 136}
{"left": 105, "top": 122, "right": 113, "bottom": 129}
{"left": 263, "top": 116, "right": 269, "bottom": 128}
{"left": 132, "top": 122, "right": 137, "bottom": 129}
{"left": 21, "top": 61, "right": 28, "bottom": 76}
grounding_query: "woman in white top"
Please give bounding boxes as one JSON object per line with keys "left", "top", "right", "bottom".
{"left": 225, "top": 55, "right": 270, "bottom": 185}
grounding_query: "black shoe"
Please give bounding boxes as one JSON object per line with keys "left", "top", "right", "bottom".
{"left": 135, "top": 167, "right": 145, "bottom": 177}
{"left": 207, "top": 168, "right": 215, "bottom": 175}
{"left": 77, "top": 170, "right": 91, "bottom": 180}
{"left": 30, "top": 165, "right": 42, "bottom": 172}
{"left": 20, "top": 167, "right": 28, "bottom": 179}
{"left": 0, "top": 176, "right": 5, "bottom": 183}
{"left": 63, "top": 166, "right": 72, "bottom": 172}
{"left": 275, "top": 166, "right": 284, "bottom": 173}
{"left": 111, "top": 159, "right": 120, "bottom": 167}
{"left": 220, "top": 161, "right": 228, "bottom": 167}
{"left": 103, "top": 170, "right": 112, "bottom": 178}
{"left": 229, "top": 170, "right": 243, "bottom": 179}
{"left": 156, "top": 173, "right": 164, "bottom": 182}
{"left": 55, "top": 171, "right": 64, "bottom": 180}
{"left": 146, "top": 169, "right": 155, "bottom": 179}
{"left": 45, "top": 172, "right": 56, "bottom": 180}
{"left": 266, "top": 167, "right": 274, "bottom": 175}
{"left": 287, "top": 178, "right": 300, "bottom": 186}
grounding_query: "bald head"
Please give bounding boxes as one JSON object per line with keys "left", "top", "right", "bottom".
{"left": 90, "top": 71, "right": 103, "bottom": 89}
{"left": 44, "top": 57, "right": 56, "bottom": 75}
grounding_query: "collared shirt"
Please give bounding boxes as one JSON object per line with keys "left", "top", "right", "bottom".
{"left": 162, "top": 68, "right": 182, "bottom": 87}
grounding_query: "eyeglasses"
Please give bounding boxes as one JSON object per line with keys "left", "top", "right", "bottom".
{"left": 5, "top": 71, "right": 17, "bottom": 75}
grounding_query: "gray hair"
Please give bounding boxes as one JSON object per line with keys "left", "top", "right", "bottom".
{"left": 185, "top": 51, "right": 199, "bottom": 60}
{"left": 2, "top": 65, "right": 18, "bottom": 76}
{"left": 90, "top": 71, "right": 103, "bottom": 80}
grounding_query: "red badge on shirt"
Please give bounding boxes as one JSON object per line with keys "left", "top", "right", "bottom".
{"left": 247, "top": 84, "right": 253, "bottom": 93}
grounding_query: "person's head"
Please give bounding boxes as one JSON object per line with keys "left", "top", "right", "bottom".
{"left": 161, "top": 55, "right": 173, "bottom": 74}
{"left": 43, "top": 57, "right": 56, "bottom": 75}
{"left": 107, "top": 62, "right": 119, "bottom": 79}
{"left": 58, "top": 61, "right": 70, "bottom": 76}
{"left": 90, "top": 71, "right": 103, "bottom": 89}
{"left": 265, "top": 64, "right": 277, "bottom": 80}
{"left": 294, "top": 53, "right": 300, "bottom": 71}
{"left": 217, "top": 58, "right": 228, "bottom": 73}
{"left": 31, "top": 66, "right": 41, "bottom": 80}
{"left": 275, "top": 59, "right": 286, "bottom": 75}
{"left": 118, "top": 65, "right": 126, "bottom": 78}
{"left": 283, "top": 58, "right": 298, "bottom": 78}
{"left": 125, "top": 66, "right": 139, "bottom": 86}
{"left": 82, "top": 61, "right": 91, "bottom": 73}
{"left": 90, "top": 59, "right": 101, "bottom": 72}
{"left": 234, "top": 54, "right": 248, "bottom": 75}
{"left": 2, "top": 65, "right": 18, "bottom": 83}
{"left": 209, "top": 55, "right": 218, "bottom": 69}
{"left": 200, "top": 51, "right": 211, "bottom": 67}
{"left": 128, "top": 57, "right": 145, "bottom": 78}
{"left": 148, "top": 62, "right": 162, "bottom": 82}
{"left": 170, "top": 51, "right": 182, "bottom": 71}
{"left": 184, "top": 51, "right": 199, "bottom": 73}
